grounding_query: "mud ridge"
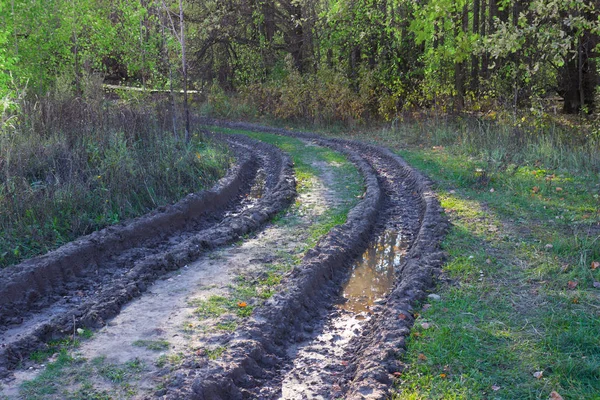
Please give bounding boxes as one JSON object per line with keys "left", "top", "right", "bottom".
{"left": 0, "top": 134, "right": 296, "bottom": 376}
{"left": 167, "top": 119, "right": 448, "bottom": 399}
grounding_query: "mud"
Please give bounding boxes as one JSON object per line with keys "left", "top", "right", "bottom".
{"left": 158, "top": 120, "right": 448, "bottom": 400}
{"left": 0, "top": 134, "right": 296, "bottom": 377}
{"left": 0, "top": 119, "right": 448, "bottom": 399}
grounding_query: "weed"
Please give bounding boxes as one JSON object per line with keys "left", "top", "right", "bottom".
{"left": 204, "top": 346, "right": 226, "bottom": 360}
{"left": 132, "top": 339, "right": 170, "bottom": 351}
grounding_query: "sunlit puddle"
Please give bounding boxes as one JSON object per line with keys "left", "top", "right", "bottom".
{"left": 339, "top": 229, "right": 407, "bottom": 315}
{"left": 279, "top": 230, "right": 408, "bottom": 398}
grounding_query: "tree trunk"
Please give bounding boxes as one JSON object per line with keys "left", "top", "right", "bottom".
{"left": 179, "top": 0, "right": 190, "bottom": 142}
{"left": 471, "top": 0, "right": 480, "bottom": 92}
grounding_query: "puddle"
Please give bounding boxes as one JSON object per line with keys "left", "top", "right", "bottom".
{"left": 339, "top": 229, "right": 406, "bottom": 314}
{"left": 278, "top": 230, "right": 407, "bottom": 399}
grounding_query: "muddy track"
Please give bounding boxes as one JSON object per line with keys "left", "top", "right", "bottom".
{"left": 0, "top": 134, "right": 296, "bottom": 377}
{"left": 160, "top": 120, "right": 448, "bottom": 399}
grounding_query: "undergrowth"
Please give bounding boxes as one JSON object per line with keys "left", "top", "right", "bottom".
{"left": 0, "top": 78, "right": 232, "bottom": 268}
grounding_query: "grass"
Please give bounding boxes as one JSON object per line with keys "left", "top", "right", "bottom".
{"left": 19, "top": 351, "right": 146, "bottom": 399}
{"left": 132, "top": 339, "right": 170, "bottom": 351}
{"left": 358, "top": 129, "right": 600, "bottom": 399}
{"left": 0, "top": 89, "right": 232, "bottom": 268}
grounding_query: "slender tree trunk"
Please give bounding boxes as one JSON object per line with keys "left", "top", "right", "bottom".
{"left": 480, "top": 0, "right": 488, "bottom": 79}
{"left": 179, "top": 0, "right": 190, "bottom": 142}
{"left": 471, "top": 0, "right": 480, "bottom": 92}
{"left": 160, "top": 11, "right": 178, "bottom": 138}
{"left": 454, "top": 4, "right": 468, "bottom": 111}
{"left": 578, "top": 35, "right": 585, "bottom": 112}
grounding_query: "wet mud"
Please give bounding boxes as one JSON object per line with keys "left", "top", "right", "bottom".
{"left": 158, "top": 120, "right": 448, "bottom": 400}
{"left": 0, "top": 120, "right": 448, "bottom": 399}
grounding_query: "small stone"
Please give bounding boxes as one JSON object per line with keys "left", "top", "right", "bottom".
{"left": 427, "top": 294, "right": 441, "bottom": 301}
{"left": 593, "top": 281, "right": 600, "bottom": 288}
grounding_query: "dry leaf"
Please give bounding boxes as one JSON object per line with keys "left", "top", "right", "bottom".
{"left": 532, "top": 186, "right": 540, "bottom": 193}
{"left": 549, "top": 391, "right": 564, "bottom": 400}
{"left": 398, "top": 313, "right": 407, "bottom": 320}
{"left": 439, "top": 373, "right": 447, "bottom": 378}
{"left": 555, "top": 187, "right": 563, "bottom": 192}
{"left": 418, "top": 353, "right": 427, "bottom": 361}
{"left": 491, "top": 385, "right": 501, "bottom": 391}
{"left": 237, "top": 301, "right": 247, "bottom": 308}
{"left": 422, "top": 303, "right": 432, "bottom": 311}
{"left": 567, "top": 281, "right": 578, "bottom": 290}
{"left": 533, "top": 370, "right": 544, "bottom": 379}
{"left": 591, "top": 261, "right": 599, "bottom": 270}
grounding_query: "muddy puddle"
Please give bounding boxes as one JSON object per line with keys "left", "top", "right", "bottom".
{"left": 280, "top": 229, "right": 407, "bottom": 399}
{"left": 340, "top": 229, "right": 406, "bottom": 314}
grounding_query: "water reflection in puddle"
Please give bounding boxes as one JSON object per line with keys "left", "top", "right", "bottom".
{"left": 339, "top": 229, "right": 406, "bottom": 314}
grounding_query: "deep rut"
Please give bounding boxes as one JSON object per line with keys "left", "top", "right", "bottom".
{"left": 0, "top": 134, "right": 296, "bottom": 377}
{"left": 159, "top": 121, "right": 447, "bottom": 400}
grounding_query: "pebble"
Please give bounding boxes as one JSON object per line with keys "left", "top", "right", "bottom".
{"left": 427, "top": 294, "right": 441, "bottom": 301}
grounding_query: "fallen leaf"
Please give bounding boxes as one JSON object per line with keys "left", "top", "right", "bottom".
{"left": 532, "top": 186, "right": 540, "bottom": 193}
{"left": 591, "top": 261, "right": 599, "bottom": 270}
{"left": 572, "top": 297, "right": 579, "bottom": 304}
{"left": 418, "top": 353, "right": 427, "bottom": 361}
{"left": 237, "top": 301, "right": 247, "bottom": 308}
{"left": 567, "top": 280, "right": 578, "bottom": 290}
{"left": 491, "top": 385, "right": 501, "bottom": 391}
{"left": 439, "top": 373, "right": 447, "bottom": 378}
{"left": 533, "top": 370, "right": 544, "bottom": 379}
{"left": 422, "top": 303, "right": 432, "bottom": 311}
{"left": 393, "top": 371, "right": 402, "bottom": 377}
{"left": 421, "top": 322, "right": 431, "bottom": 329}
{"left": 398, "top": 313, "right": 407, "bottom": 320}
{"left": 555, "top": 187, "right": 563, "bottom": 192}
{"left": 549, "top": 391, "right": 564, "bottom": 400}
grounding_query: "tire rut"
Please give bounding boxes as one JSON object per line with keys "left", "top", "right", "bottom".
{"left": 0, "top": 134, "right": 296, "bottom": 377}
{"left": 160, "top": 120, "right": 447, "bottom": 400}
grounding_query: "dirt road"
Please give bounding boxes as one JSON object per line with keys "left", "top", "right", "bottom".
{"left": 0, "top": 123, "right": 446, "bottom": 399}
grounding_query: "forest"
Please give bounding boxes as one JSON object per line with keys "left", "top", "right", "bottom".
{"left": 2, "top": 0, "right": 599, "bottom": 120}
{"left": 0, "top": 1, "right": 599, "bottom": 399}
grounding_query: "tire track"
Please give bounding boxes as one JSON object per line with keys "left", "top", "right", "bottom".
{"left": 0, "top": 134, "right": 296, "bottom": 377}
{"left": 161, "top": 121, "right": 447, "bottom": 399}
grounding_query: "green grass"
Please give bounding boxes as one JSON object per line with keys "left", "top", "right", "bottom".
{"left": 132, "top": 339, "right": 170, "bottom": 351}
{"left": 386, "top": 143, "right": 600, "bottom": 399}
